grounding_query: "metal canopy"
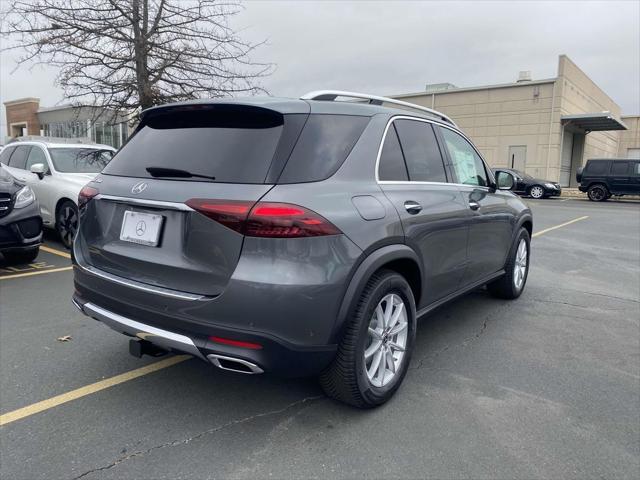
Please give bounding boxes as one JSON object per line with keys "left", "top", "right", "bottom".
{"left": 561, "top": 112, "right": 627, "bottom": 132}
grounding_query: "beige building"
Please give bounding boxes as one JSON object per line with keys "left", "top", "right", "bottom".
{"left": 393, "top": 55, "right": 638, "bottom": 186}
{"left": 618, "top": 115, "right": 640, "bottom": 159}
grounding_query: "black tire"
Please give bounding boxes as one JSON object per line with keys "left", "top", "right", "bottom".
{"left": 587, "top": 184, "right": 608, "bottom": 202}
{"left": 487, "top": 228, "right": 530, "bottom": 300}
{"left": 56, "top": 200, "right": 79, "bottom": 249}
{"left": 320, "top": 269, "right": 416, "bottom": 408}
{"left": 3, "top": 247, "right": 39, "bottom": 265}
{"left": 528, "top": 185, "right": 545, "bottom": 199}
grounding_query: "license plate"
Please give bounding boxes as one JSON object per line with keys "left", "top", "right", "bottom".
{"left": 119, "top": 211, "right": 164, "bottom": 247}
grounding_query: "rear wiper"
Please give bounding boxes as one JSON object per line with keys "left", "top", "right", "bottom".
{"left": 146, "top": 167, "right": 216, "bottom": 181}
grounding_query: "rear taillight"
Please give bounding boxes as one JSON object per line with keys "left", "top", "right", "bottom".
{"left": 209, "top": 336, "right": 262, "bottom": 350}
{"left": 78, "top": 186, "right": 99, "bottom": 209}
{"left": 185, "top": 199, "right": 252, "bottom": 233}
{"left": 186, "top": 199, "right": 341, "bottom": 238}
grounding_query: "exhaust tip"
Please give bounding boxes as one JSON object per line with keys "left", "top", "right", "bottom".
{"left": 207, "top": 354, "right": 264, "bottom": 374}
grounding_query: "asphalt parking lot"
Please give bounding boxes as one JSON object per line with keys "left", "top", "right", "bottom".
{"left": 1, "top": 198, "right": 639, "bottom": 480}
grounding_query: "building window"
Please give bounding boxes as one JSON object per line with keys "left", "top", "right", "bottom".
{"left": 41, "top": 119, "right": 127, "bottom": 148}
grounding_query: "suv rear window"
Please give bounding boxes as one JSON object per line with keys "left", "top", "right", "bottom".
{"left": 277, "top": 115, "right": 369, "bottom": 183}
{"left": 586, "top": 160, "right": 609, "bottom": 174}
{"left": 103, "top": 106, "right": 285, "bottom": 184}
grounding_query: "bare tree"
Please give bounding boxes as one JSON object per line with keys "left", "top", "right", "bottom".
{"left": 1, "top": 0, "right": 272, "bottom": 119}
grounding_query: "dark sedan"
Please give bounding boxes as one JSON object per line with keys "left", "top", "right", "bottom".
{"left": 0, "top": 164, "right": 42, "bottom": 264}
{"left": 492, "top": 168, "right": 561, "bottom": 199}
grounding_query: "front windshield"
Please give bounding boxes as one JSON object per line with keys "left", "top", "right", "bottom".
{"left": 48, "top": 148, "right": 114, "bottom": 173}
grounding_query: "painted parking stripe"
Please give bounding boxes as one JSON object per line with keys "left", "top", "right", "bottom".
{"left": 0, "top": 355, "right": 190, "bottom": 426}
{"left": 532, "top": 216, "right": 589, "bottom": 238}
{"left": 0, "top": 266, "right": 73, "bottom": 280}
{"left": 0, "top": 215, "right": 592, "bottom": 425}
{"left": 40, "top": 245, "right": 71, "bottom": 259}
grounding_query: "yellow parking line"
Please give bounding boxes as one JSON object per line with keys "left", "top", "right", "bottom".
{"left": 0, "top": 266, "right": 73, "bottom": 280}
{"left": 0, "top": 355, "right": 190, "bottom": 426}
{"left": 532, "top": 216, "right": 589, "bottom": 238}
{"left": 40, "top": 245, "right": 71, "bottom": 259}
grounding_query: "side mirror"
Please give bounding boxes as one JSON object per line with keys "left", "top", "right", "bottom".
{"left": 495, "top": 171, "right": 515, "bottom": 190}
{"left": 30, "top": 163, "right": 46, "bottom": 180}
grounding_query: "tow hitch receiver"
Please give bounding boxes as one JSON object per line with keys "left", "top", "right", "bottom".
{"left": 129, "top": 338, "right": 168, "bottom": 358}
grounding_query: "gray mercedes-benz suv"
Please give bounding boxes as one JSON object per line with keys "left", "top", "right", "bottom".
{"left": 72, "top": 91, "right": 532, "bottom": 408}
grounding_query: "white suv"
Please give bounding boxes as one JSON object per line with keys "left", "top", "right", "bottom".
{"left": 0, "top": 138, "right": 115, "bottom": 248}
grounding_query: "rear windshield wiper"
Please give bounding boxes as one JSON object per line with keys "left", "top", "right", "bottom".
{"left": 146, "top": 167, "right": 216, "bottom": 181}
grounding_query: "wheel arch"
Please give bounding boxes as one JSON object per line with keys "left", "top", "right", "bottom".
{"left": 586, "top": 181, "right": 610, "bottom": 192}
{"left": 332, "top": 244, "right": 422, "bottom": 343}
{"left": 54, "top": 197, "right": 77, "bottom": 224}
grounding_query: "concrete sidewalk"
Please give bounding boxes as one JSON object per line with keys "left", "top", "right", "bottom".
{"left": 561, "top": 187, "right": 640, "bottom": 201}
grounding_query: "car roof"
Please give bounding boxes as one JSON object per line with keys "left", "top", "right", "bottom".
{"left": 141, "top": 96, "right": 453, "bottom": 128}
{"left": 587, "top": 158, "right": 634, "bottom": 161}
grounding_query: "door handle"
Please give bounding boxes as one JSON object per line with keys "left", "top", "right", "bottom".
{"left": 404, "top": 201, "right": 422, "bottom": 214}
{"left": 469, "top": 201, "right": 480, "bottom": 211}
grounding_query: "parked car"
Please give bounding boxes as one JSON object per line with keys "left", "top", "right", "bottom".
{"left": 492, "top": 167, "right": 561, "bottom": 199}
{"left": 0, "top": 138, "right": 115, "bottom": 247}
{"left": 577, "top": 158, "right": 640, "bottom": 201}
{"left": 0, "top": 164, "right": 42, "bottom": 264}
{"left": 72, "top": 91, "right": 532, "bottom": 408}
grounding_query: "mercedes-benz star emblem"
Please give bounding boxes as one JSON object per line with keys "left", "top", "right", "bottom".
{"left": 131, "top": 182, "right": 148, "bottom": 194}
{"left": 136, "top": 220, "right": 147, "bottom": 236}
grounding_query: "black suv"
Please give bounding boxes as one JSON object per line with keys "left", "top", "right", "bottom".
{"left": 0, "top": 164, "right": 42, "bottom": 263}
{"left": 577, "top": 159, "right": 640, "bottom": 201}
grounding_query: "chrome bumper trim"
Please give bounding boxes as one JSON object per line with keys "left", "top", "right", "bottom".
{"left": 83, "top": 302, "right": 206, "bottom": 361}
{"left": 95, "top": 194, "right": 195, "bottom": 211}
{"left": 76, "top": 262, "right": 206, "bottom": 301}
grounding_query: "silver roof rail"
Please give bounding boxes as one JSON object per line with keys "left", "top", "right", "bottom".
{"left": 300, "top": 90, "right": 457, "bottom": 127}
{"left": 7, "top": 135, "right": 97, "bottom": 145}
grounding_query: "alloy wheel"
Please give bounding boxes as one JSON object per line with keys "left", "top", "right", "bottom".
{"left": 58, "top": 205, "right": 78, "bottom": 248}
{"left": 364, "top": 293, "right": 408, "bottom": 388}
{"left": 530, "top": 186, "right": 544, "bottom": 199}
{"left": 589, "top": 186, "right": 605, "bottom": 201}
{"left": 513, "top": 238, "right": 528, "bottom": 290}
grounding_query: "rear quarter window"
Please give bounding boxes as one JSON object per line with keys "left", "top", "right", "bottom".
{"left": 0, "top": 147, "right": 14, "bottom": 165}
{"left": 586, "top": 160, "right": 609, "bottom": 175}
{"left": 277, "top": 114, "right": 369, "bottom": 183}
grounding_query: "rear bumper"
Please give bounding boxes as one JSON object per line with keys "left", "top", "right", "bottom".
{"left": 72, "top": 286, "right": 338, "bottom": 378}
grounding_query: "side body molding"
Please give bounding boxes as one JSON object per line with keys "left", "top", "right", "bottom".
{"left": 331, "top": 244, "right": 421, "bottom": 343}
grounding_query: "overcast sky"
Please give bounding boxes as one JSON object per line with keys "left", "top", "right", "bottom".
{"left": 1, "top": 0, "right": 639, "bottom": 141}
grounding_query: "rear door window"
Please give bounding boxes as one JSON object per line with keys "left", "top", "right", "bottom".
{"left": 394, "top": 120, "right": 447, "bottom": 182}
{"left": 103, "top": 106, "right": 286, "bottom": 184}
{"left": 7, "top": 146, "right": 31, "bottom": 170}
{"left": 378, "top": 124, "right": 408, "bottom": 181}
{"left": 610, "top": 161, "right": 629, "bottom": 175}
{"left": 278, "top": 115, "right": 369, "bottom": 183}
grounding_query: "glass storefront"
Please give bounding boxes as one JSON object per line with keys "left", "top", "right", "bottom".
{"left": 42, "top": 120, "right": 128, "bottom": 149}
